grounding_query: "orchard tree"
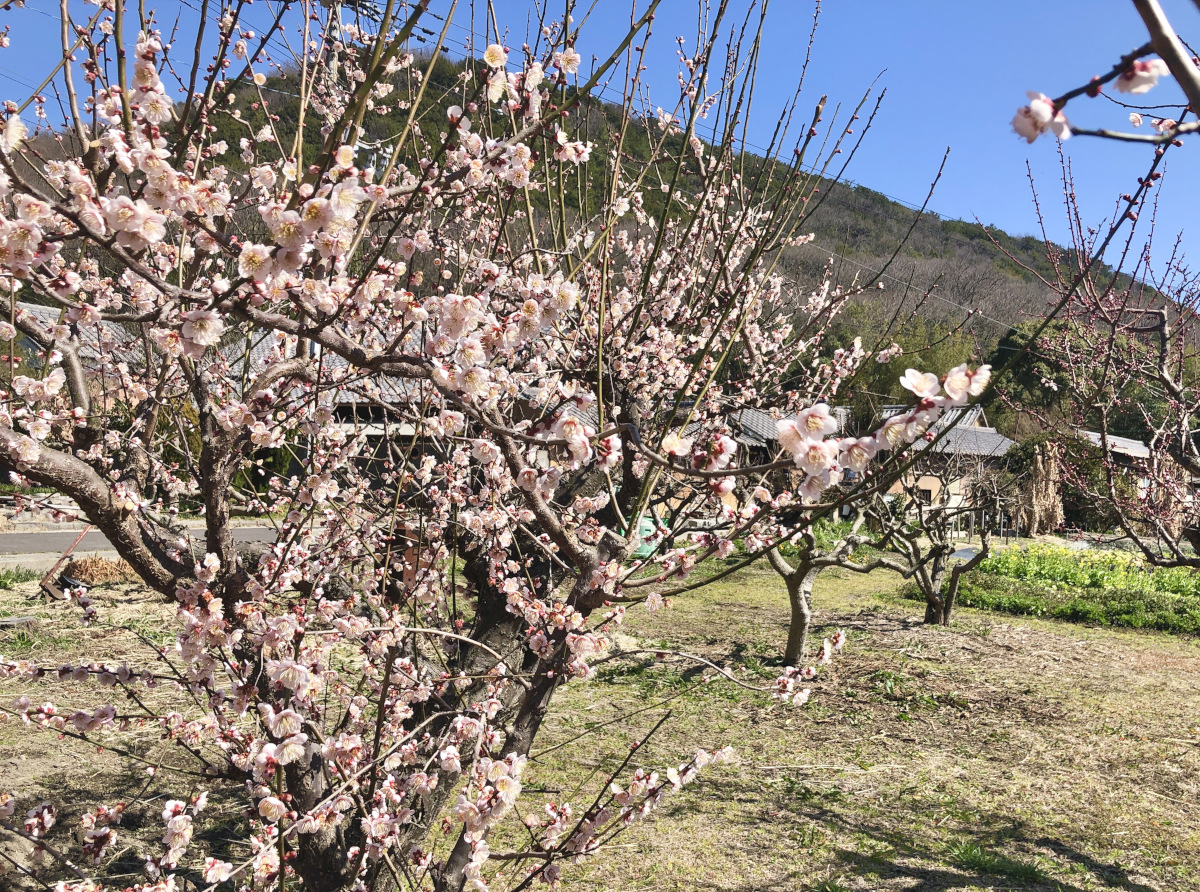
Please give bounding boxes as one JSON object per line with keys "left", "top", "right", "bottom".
{"left": 0, "top": 1, "right": 989, "bottom": 890}
{"left": 1022, "top": 182, "right": 1200, "bottom": 555}
{"left": 764, "top": 513, "right": 909, "bottom": 665}
{"left": 866, "top": 464, "right": 999, "bottom": 626}
{"left": 1006, "top": 0, "right": 1200, "bottom": 560}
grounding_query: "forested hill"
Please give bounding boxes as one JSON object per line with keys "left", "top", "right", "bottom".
{"left": 28, "top": 51, "right": 1066, "bottom": 368}
{"left": 202, "top": 54, "right": 1062, "bottom": 355}
{"left": 780, "top": 178, "right": 1063, "bottom": 348}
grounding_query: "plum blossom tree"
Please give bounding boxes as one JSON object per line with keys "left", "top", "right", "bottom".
{"left": 753, "top": 358, "right": 994, "bottom": 654}
{"left": 763, "top": 512, "right": 908, "bottom": 665}
{"left": 1001, "top": 0, "right": 1200, "bottom": 561}
{"left": 864, "top": 458, "right": 1002, "bottom": 626}
{"left": 1014, "top": 169, "right": 1200, "bottom": 562}
{"left": 0, "top": 1, "right": 990, "bottom": 890}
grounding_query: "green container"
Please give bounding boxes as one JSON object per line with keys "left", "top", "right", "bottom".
{"left": 631, "top": 515, "right": 659, "bottom": 558}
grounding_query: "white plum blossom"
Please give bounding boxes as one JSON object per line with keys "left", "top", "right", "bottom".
{"left": 839, "top": 436, "right": 878, "bottom": 472}
{"left": 483, "top": 44, "right": 508, "bottom": 69}
{"left": 1116, "top": 58, "right": 1170, "bottom": 94}
{"left": 258, "top": 796, "right": 288, "bottom": 822}
{"left": 181, "top": 309, "right": 225, "bottom": 353}
{"left": 140, "top": 88, "right": 173, "bottom": 124}
{"left": 967, "top": 364, "right": 992, "bottom": 396}
{"left": 12, "top": 367, "right": 65, "bottom": 402}
{"left": 661, "top": 432, "right": 693, "bottom": 457}
{"left": 238, "top": 243, "right": 274, "bottom": 281}
{"left": 794, "top": 439, "right": 837, "bottom": 476}
{"left": 793, "top": 403, "right": 839, "bottom": 440}
{"left": 556, "top": 47, "right": 582, "bottom": 74}
{"left": 1012, "top": 91, "right": 1070, "bottom": 143}
{"left": 204, "top": 859, "right": 235, "bottom": 883}
{"left": 899, "top": 368, "right": 940, "bottom": 399}
{"left": 10, "top": 435, "right": 39, "bottom": 463}
{"left": 943, "top": 363, "right": 972, "bottom": 405}
{"left": 775, "top": 418, "right": 809, "bottom": 457}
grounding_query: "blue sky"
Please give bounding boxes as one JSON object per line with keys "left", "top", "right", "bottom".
{"left": 0, "top": 0, "right": 1195, "bottom": 260}
{"left": 503, "top": 0, "right": 1198, "bottom": 260}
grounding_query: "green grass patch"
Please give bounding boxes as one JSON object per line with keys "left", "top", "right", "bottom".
{"left": 0, "top": 566, "right": 40, "bottom": 589}
{"left": 0, "top": 626, "right": 38, "bottom": 656}
{"left": 979, "top": 543, "right": 1200, "bottom": 596}
{"left": 905, "top": 543, "right": 1200, "bottom": 633}
{"left": 945, "top": 839, "right": 1046, "bottom": 883}
{"left": 900, "top": 572, "right": 1200, "bottom": 633}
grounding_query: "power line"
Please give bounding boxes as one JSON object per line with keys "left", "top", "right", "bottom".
{"left": 802, "top": 240, "right": 1016, "bottom": 333}
{"left": 430, "top": 12, "right": 1016, "bottom": 331}
{"left": 0, "top": 66, "right": 38, "bottom": 90}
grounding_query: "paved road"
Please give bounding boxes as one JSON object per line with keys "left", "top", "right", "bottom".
{"left": 0, "top": 526, "right": 275, "bottom": 555}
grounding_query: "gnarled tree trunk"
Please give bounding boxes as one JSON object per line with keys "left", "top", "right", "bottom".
{"left": 782, "top": 565, "right": 822, "bottom": 665}
{"left": 767, "top": 546, "right": 824, "bottom": 665}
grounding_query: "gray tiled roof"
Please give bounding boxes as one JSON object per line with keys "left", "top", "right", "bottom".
{"left": 916, "top": 425, "right": 1014, "bottom": 458}
{"left": 1079, "top": 430, "right": 1150, "bottom": 459}
{"left": 881, "top": 403, "right": 986, "bottom": 431}
{"left": 14, "top": 301, "right": 419, "bottom": 406}
{"left": 878, "top": 404, "right": 1012, "bottom": 458}
{"left": 728, "top": 406, "right": 850, "bottom": 448}
{"left": 15, "top": 301, "right": 139, "bottom": 364}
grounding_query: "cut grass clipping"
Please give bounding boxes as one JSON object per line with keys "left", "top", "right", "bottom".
{"left": 62, "top": 555, "right": 138, "bottom": 586}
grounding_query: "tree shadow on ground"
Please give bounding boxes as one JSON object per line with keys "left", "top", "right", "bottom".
{"left": 672, "top": 766, "right": 1161, "bottom": 892}
{"left": 1, "top": 762, "right": 246, "bottom": 891}
{"left": 808, "top": 800, "right": 1157, "bottom": 892}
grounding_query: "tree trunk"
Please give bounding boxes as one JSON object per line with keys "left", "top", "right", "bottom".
{"left": 922, "top": 563, "right": 950, "bottom": 626}
{"left": 287, "top": 548, "right": 553, "bottom": 892}
{"left": 783, "top": 566, "right": 820, "bottom": 666}
{"left": 927, "top": 543, "right": 986, "bottom": 627}
{"left": 941, "top": 582, "right": 959, "bottom": 625}
{"left": 288, "top": 744, "right": 355, "bottom": 891}
{"left": 924, "top": 597, "right": 951, "bottom": 625}
{"left": 437, "top": 666, "right": 560, "bottom": 892}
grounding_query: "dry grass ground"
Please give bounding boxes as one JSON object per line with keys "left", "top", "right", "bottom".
{"left": 0, "top": 566, "right": 1197, "bottom": 891}
{"left": 532, "top": 567, "right": 1200, "bottom": 892}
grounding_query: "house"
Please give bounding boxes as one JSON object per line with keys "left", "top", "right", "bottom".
{"left": 1077, "top": 429, "right": 1157, "bottom": 501}
{"left": 1077, "top": 430, "right": 1150, "bottom": 461}
{"left": 725, "top": 405, "right": 851, "bottom": 463}
{"left": 879, "top": 404, "right": 1015, "bottom": 509}
{"left": 9, "top": 300, "right": 422, "bottom": 444}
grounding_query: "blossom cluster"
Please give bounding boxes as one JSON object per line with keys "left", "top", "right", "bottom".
{"left": 773, "top": 629, "right": 846, "bottom": 705}
{"left": 1012, "top": 56, "right": 1173, "bottom": 142}
{"left": 775, "top": 364, "right": 991, "bottom": 501}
